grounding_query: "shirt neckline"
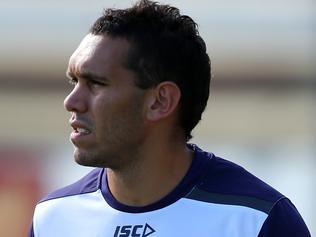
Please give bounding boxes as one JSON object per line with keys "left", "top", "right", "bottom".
{"left": 100, "top": 144, "right": 211, "bottom": 213}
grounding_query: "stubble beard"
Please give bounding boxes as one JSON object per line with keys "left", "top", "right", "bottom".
{"left": 73, "top": 91, "right": 147, "bottom": 170}
{"left": 73, "top": 119, "right": 146, "bottom": 170}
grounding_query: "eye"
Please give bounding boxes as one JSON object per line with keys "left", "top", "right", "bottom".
{"left": 88, "top": 79, "right": 106, "bottom": 87}
{"left": 68, "top": 77, "right": 78, "bottom": 86}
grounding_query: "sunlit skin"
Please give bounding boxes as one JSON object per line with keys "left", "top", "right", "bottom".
{"left": 64, "top": 34, "right": 193, "bottom": 206}
{"left": 64, "top": 34, "right": 147, "bottom": 170}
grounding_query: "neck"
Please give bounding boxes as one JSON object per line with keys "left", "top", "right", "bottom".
{"left": 107, "top": 140, "right": 193, "bottom": 207}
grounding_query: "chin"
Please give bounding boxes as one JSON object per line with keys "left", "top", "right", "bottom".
{"left": 74, "top": 149, "right": 97, "bottom": 167}
{"left": 73, "top": 148, "right": 114, "bottom": 168}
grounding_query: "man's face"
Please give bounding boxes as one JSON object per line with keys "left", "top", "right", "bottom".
{"left": 64, "top": 34, "right": 147, "bottom": 169}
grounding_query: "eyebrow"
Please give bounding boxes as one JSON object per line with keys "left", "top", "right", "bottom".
{"left": 66, "top": 70, "right": 109, "bottom": 82}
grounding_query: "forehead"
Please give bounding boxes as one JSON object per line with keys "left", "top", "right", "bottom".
{"left": 68, "top": 33, "right": 131, "bottom": 75}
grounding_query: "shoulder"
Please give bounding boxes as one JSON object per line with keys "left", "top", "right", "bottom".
{"left": 187, "top": 147, "right": 310, "bottom": 236}
{"left": 39, "top": 168, "right": 104, "bottom": 203}
{"left": 31, "top": 168, "right": 105, "bottom": 236}
{"left": 187, "top": 152, "right": 284, "bottom": 213}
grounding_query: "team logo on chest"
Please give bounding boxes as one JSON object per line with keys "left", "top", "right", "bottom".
{"left": 113, "top": 223, "right": 155, "bottom": 237}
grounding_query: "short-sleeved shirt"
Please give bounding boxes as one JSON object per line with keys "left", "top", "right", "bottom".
{"left": 29, "top": 144, "right": 311, "bottom": 237}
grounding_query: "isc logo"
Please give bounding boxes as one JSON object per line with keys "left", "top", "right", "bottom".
{"left": 113, "top": 223, "right": 155, "bottom": 237}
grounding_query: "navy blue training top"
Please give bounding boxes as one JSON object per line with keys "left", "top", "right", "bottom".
{"left": 29, "top": 144, "right": 311, "bottom": 237}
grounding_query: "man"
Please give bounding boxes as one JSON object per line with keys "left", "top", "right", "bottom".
{"left": 29, "top": 0, "right": 310, "bottom": 236}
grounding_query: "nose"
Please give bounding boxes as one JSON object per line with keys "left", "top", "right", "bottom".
{"left": 64, "top": 84, "right": 88, "bottom": 113}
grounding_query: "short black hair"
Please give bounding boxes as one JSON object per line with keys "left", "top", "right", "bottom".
{"left": 90, "top": 0, "right": 211, "bottom": 140}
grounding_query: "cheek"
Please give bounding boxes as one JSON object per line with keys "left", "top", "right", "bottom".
{"left": 92, "top": 94, "right": 138, "bottom": 128}
{"left": 91, "top": 87, "right": 146, "bottom": 124}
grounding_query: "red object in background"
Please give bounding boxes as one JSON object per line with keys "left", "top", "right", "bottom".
{"left": 0, "top": 147, "right": 43, "bottom": 237}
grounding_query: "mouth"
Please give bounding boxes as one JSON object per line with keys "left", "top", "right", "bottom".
{"left": 73, "top": 127, "right": 91, "bottom": 135}
{"left": 70, "top": 120, "right": 93, "bottom": 143}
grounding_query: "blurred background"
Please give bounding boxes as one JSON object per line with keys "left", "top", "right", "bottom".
{"left": 0, "top": 0, "right": 315, "bottom": 236}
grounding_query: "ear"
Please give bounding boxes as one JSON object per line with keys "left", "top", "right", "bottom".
{"left": 145, "top": 82, "right": 181, "bottom": 122}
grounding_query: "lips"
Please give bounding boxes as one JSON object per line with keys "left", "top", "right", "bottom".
{"left": 70, "top": 119, "right": 91, "bottom": 132}
{"left": 69, "top": 120, "right": 93, "bottom": 143}
{"left": 74, "top": 127, "right": 91, "bottom": 135}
